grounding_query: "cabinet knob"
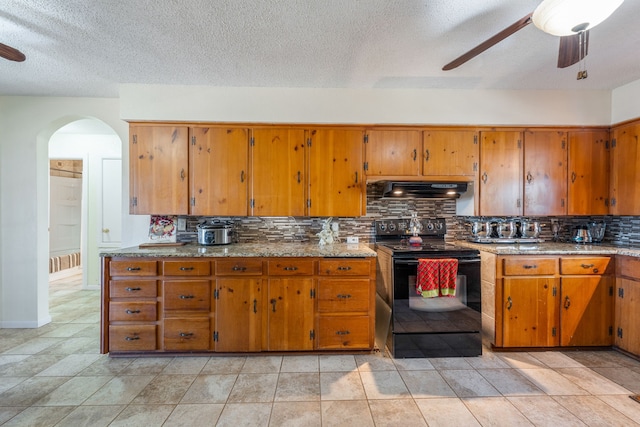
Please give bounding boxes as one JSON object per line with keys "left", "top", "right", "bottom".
{"left": 102, "top": 228, "right": 110, "bottom": 233}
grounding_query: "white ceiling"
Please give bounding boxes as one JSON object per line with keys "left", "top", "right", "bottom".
{"left": 1, "top": 0, "right": 639, "bottom": 98}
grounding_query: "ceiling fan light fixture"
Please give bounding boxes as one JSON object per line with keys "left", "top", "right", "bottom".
{"left": 532, "top": 0, "right": 624, "bottom": 36}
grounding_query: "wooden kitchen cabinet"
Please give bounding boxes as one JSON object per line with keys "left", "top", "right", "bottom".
{"left": 316, "top": 259, "right": 374, "bottom": 350}
{"left": 308, "top": 128, "right": 365, "bottom": 217}
{"left": 266, "top": 259, "right": 315, "bottom": 351}
{"left": 610, "top": 123, "right": 640, "bottom": 215}
{"left": 214, "top": 259, "right": 264, "bottom": 352}
{"left": 615, "top": 256, "right": 640, "bottom": 356}
{"left": 559, "top": 256, "right": 614, "bottom": 346}
{"left": 189, "top": 126, "right": 249, "bottom": 216}
{"left": 567, "top": 130, "right": 610, "bottom": 215}
{"left": 499, "top": 257, "right": 559, "bottom": 347}
{"left": 250, "top": 128, "right": 306, "bottom": 216}
{"left": 479, "top": 131, "right": 523, "bottom": 216}
{"left": 523, "top": 130, "right": 567, "bottom": 216}
{"left": 129, "top": 125, "right": 189, "bottom": 215}
{"left": 423, "top": 129, "right": 478, "bottom": 177}
{"left": 364, "top": 130, "right": 421, "bottom": 176}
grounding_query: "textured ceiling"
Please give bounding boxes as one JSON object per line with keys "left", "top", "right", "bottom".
{"left": 1, "top": 0, "right": 639, "bottom": 97}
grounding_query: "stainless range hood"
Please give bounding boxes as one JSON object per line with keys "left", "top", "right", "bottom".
{"left": 380, "top": 181, "right": 468, "bottom": 198}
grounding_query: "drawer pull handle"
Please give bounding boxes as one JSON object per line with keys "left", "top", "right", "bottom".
{"left": 125, "top": 309, "right": 141, "bottom": 314}
{"left": 179, "top": 295, "right": 195, "bottom": 299}
{"left": 506, "top": 296, "right": 513, "bottom": 310}
{"left": 179, "top": 266, "right": 195, "bottom": 271}
{"left": 337, "top": 294, "right": 352, "bottom": 299}
{"left": 125, "top": 336, "right": 140, "bottom": 341}
{"left": 580, "top": 263, "right": 595, "bottom": 269}
{"left": 564, "top": 296, "right": 571, "bottom": 309}
{"left": 179, "top": 332, "right": 194, "bottom": 337}
{"left": 125, "top": 287, "right": 142, "bottom": 292}
{"left": 335, "top": 330, "right": 350, "bottom": 335}
{"left": 283, "top": 266, "right": 298, "bottom": 271}
{"left": 127, "top": 267, "right": 141, "bottom": 271}
{"left": 232, "top": 265, "right": 247, "bottom": 272}
{"left": 337, "top": 266, "right": 352, "bottom": 271}
{"left": 522, "top": 265, "right": 537, "bottom": 269}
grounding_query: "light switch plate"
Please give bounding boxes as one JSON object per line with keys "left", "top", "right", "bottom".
{"left": 346, "top": 236, "right": 359, "bottom": 244}
{"left": 177, "top": 217, "right": 187, "bottom": 231}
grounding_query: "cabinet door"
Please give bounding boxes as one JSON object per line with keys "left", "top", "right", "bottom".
{"left": 251, "top": 128, "right": 306, "bottom": 216}
{"left": 423, "top": 130, "right": 478, "bottom": 177}
{"left": 479, "top": 131, "right": 523, "bottom": 216}
{"left": 129, "top": 125, "right": 189, "bottom": 214}
{"left": 267, "top": 278, "right": 315, "bottom": 351}
{"left": 610, "top": 124, "right": 640, "bottom": 215}
{"left": 308, "top": 129, "right": 365, "bottom": 216}
{"left": 365, "top": 130, "right": 421, "bottom": 176}
{"left": 502, "top": 277, "right": 559, "bottom": 347}
{"left": 560, "top": 276, "right": 614, "bottom": 346}
{"left": 524, "top": 131, "right": 568, "bottom": 216}
{"left": 189, "top": 127, "right": 249, "bottom": 216}
{"left": 568, "top": 130, "right": 610, "bottom": 215}
{"left": 615, "top": 278, "right": 640, "bottom": 355}
{"left": 215, "top": 278, "right": 263, "bottom": 352}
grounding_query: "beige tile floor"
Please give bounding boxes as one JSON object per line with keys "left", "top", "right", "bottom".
{"left": 1, "top": 274, "right": 640, "bottom": 426}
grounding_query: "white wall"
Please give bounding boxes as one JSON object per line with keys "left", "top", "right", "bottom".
{"left": 120, "top": 85, "right": 612, "bottom": 126}
{"left": 0, "top": 96, "right": 146, "bottom": 328}
{"left": 611, "top": 79, "right": 640, "bottom": 124}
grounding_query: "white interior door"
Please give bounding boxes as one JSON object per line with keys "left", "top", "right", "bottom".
{"left": 49, "top": 176, "right": 82, "bottom": 257}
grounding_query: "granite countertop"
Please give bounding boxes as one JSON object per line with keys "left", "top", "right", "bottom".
{"left": 100, "top": 242, "right": 377, "bottom": 258}
{"left": 456, "top": 240, "right": 640, "bottom": 257}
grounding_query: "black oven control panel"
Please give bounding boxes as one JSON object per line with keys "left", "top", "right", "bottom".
{"left": 375, "top": 218, "right": 446, "bottom": 237}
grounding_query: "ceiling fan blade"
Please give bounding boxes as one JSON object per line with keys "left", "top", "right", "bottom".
{"left": 0, "top": 42, "right": 26, "bottom": 62}
{"left": 443, "top": 13, "right": 533, "bottom": 71}
{"left": 557, "top": 30, "right": 588, "bottom": 68}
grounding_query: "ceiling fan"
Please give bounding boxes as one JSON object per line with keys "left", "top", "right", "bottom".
{"left": 443, "top": 0, "right": 624, "bottom": 79}
{"left": 0, "top": 42, "right": 26, "bottom": 62}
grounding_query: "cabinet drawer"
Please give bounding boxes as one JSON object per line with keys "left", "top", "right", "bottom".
{"left": 110, "top": 260, "right": 157, "bottom": 276}
{"left": 560, "top": 257, "right": 612, "bottom": 275}
{"left": 163, "top": 281, "right": 211, "bottom": 311}
{"left": 163, "top": 260, "right": 211, "bottom": 276}
{"left": 216, "top": 259, "right": 264, "bottom": 275}
{"left": 317, "top": 316, "right": 371, "bottom": 349}
{"left": 109, "top": 325, "right": 157, "bottom": 351}
{"left": 268, "top": 260, "right": 314, "bottom": 275}
{"left": 502, "top": 257, "right": 557, "bottom": 275}
{"left": 317, "top": 279, "right": 370, "bottom": 313}
{"left": 109, "top": 301, "right": 157, "bottom": 321}
{"left": 110, "top": 280, "right": 157, "bottom": 298}
{"left": 617, "top": 256, "right": 640, "bottom": 279}
{"left": 164, "top": 318, "right": 211, "bottom": 351}
{"left": 318, "top": 259, "right": 371, "bottom": 276}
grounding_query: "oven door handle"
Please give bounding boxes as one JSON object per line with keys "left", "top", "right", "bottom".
{"left": 393, "top": 258, "right": 481, "bottom": 266}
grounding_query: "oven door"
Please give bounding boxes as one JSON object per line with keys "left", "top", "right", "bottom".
{"left": 391, "top": 256, "right": 481, "bottom": 334}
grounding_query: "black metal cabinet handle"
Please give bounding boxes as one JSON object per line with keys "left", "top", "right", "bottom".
{"left": 179, "top": 332, "right": 194, "bottom": 338}
{"left": 271, "top": 299, "right": 277, "bottom": 312}
{"left": 571, "top": 172, "right": 577, "bottom": 183}
{"left": 297, "top": 171, "right": 301, "bottom": 183}
{"left": 125, "top": 309, "right": 141, "bottom": 314}
{"left": 125, "top": 287, "right": 141, "bottom": 292}
{"left": 125, "top": 336, "right": 140, "bottom": 341}
{"left": 580, "top": 263, "right": 595, "bottom": 269}
{"left": 283, "top": 266, "right": 298, "bottom": 271}
{"left": 335, "top": 330, "right": 350, "bottom": 335}
{"left": 337, "top": 294, "right": 352, "bottom": 299}
{"left": 240, "top": 170, "right": 245, "bottom": 183}
{"left": 179, "top": 295, "right": 195, "bottom": 299}
{"left": 127, "top": 267, "right": 141, "bottom": 271}
{"left": 506, "top": 296, "right": 513, "bottom": 310}
{"left": 564, "top": 296, "right": 571, "bottom": 309}
{"left": 523, "top": 265, "right": 537, "bottom": 269}
{"left": 424, "top": 149, "right": 430, "bottom": 161}
{"left": 179, "top": 266, "right": 195, "bottom": 271}
{"left": 232, "top": 265, "right": 247, "bottom": 272}
{"left": 253, "top": 299, "right": 257, "bottom": 314}
{"left": 412, "top": 148, "right": 417, "bottom": 161}
{"left": 481, "top": 172, "right": 488, "bottom": 183}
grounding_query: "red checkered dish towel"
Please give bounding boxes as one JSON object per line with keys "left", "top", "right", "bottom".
{"left": 416, "top": 258, "right": 459, "bottom": 298}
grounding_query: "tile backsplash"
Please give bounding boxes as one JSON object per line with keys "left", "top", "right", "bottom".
{"left": 175, "top": 183, "right": 640, "bottom": 247}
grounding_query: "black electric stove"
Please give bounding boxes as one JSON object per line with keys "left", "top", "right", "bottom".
{"left": 374, "top": 218, "right": 482, "bottom": 358}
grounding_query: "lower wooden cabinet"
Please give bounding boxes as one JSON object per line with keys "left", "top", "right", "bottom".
{"left": 494, "top": 255, "right": 614, "bottom": 349}
{"left": 615, "top": 256, "right": 640, "bottom": 356}
{"left": 101, "top": 255, "right": 376, "bottom": 355}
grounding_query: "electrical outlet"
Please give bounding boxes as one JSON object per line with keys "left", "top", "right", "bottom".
{"left": 177, "top": 217, "right": 187, "bottom": 231}
{"left": 346, "top": 236, "right": 359, "bottom": 244}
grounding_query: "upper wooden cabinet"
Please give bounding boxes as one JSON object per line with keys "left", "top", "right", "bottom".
{"left": 567, "top": 130, "right": 610, "bottom": 215}
{"left": 523, "top": 130, "right": 567, "bottom": 216}
{"left": 129, "top": 125, "right": 189, "bottom": 215}
{"left": 308, "top": 128, "right": 365, "bottom": 217}
{"left": 190, "top": 127, "right": 249, "bottom": 216}
{"left": 365, "top": 130, "right": 421, "bottom": 176}
{"left": 479, "top": 131, "right": 523, "bottom": 216}
{"left": 250, "top": 128, "right": 306, "bottom": 216}
{"left": 423, "top": 130, "right": 478, "bottom": 177}
{"left": 610, "top": 123, "right": 640, "bottom": 215}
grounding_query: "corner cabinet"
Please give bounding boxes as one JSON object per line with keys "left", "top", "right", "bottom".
{"left": 492, "top": 255, "right": 614, "bottom": 349}
{"left": 615, "top": 256, "right": 640, "bottom": 357}
{"left": 101, "top": 256, "right": 376, "bottom": 355}
{"left": 129, "top": 125, "right": 189, "bottom": 215}
{"left": 610, "top": 123, "right": 640, "bottom": 215}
